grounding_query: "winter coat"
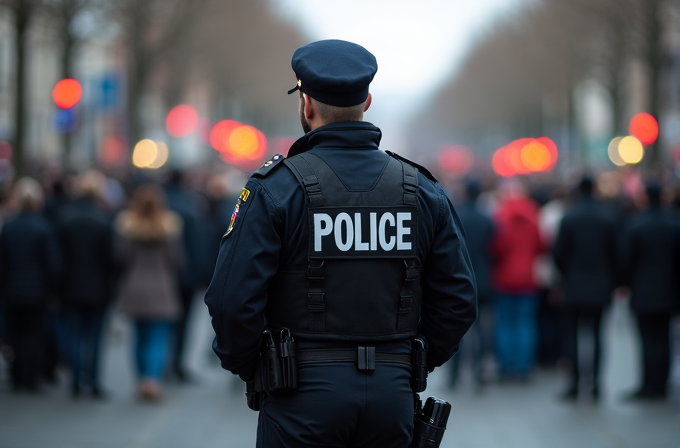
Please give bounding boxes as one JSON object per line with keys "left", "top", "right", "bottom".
{"left": 0, "top": 212, "right": 61, "bottom": 307}
{"left": 57, "top": 198, "right": 115, "bottom": 309}
{"left": 457, "top": 201, "right": 495, "bottom": 302}
{"left": 114, "top": 210, "right": 185, "bottom": 320}
{"left": 552, "top": 198, "right": 619, "bottom": 309}
{"left": 623, "top": 207, "right": 680, "bottom": 314}
{"left": 491, "top": 197, "right": 544, "bottom": 294}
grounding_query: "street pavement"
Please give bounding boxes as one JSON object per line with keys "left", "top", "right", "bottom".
{"left": 1, "top": 297, "right": 678, "bottom": 448}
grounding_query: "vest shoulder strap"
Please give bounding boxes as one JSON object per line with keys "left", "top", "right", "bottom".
{"left": 385, "top": 150, "right": 438, "bottom": 183}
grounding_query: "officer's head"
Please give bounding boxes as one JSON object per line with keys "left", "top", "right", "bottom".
{"left": 287, "top": 39, "right": 377, "bottom": 132}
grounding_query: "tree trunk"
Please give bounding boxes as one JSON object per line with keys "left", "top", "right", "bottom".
{"left": 60, "top": 28, "right": 75, "bottom": 167}
{"left": 645, "top": 0, "right": 662, "bottom": 169}
{"left": 12, "top": 1, "right": 31, "bottom": 177}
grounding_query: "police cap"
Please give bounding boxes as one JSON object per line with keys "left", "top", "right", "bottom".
{"left": 287, "top": 39, "right": 377, "bottom": 107}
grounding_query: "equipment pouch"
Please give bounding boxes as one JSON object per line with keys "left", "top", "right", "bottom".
{"left": 246, "top": 379, "right": 262, "bottom": 411}
{"left": 411, "top": 395, "right": 451, "bottom": 448}
{"left": 259, "top": 329, "right": 285, "bottom": 393}
{"left": 279, "top": 328, "right": 298, "bottom": 389}
{"left": 411, "top": 335, "right": 428, "bottom": 392}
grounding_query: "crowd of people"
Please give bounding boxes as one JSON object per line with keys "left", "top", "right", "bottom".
{"left": 0, "top": 163, "right": 678, "bottom": 405}
{"left": 0, "top": 167, "right": 240, "bottom": 400}
{"left": 444, "top": 170, "right": 680, "bottom": 403}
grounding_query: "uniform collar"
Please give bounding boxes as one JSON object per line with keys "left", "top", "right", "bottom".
{"left": 287, "top": 121, "right": 382, "bottom": 157}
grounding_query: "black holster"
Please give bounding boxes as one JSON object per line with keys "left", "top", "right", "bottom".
{"left": 245, "top": 328, "right": 298, "bottom": 411}
{"left": 410, "top": 336, "right": 450, "bottom": 448}
{"left": 411, "top": 395, "right": 451, "bottom": 448}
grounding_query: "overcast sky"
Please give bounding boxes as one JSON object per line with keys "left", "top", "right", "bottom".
{"left": 271, "top": 0, "right": 529, "bottom": 138}
{"left": 270, "top": 0, "right": 529, "bottom": 153}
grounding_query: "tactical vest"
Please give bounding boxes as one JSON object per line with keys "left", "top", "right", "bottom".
{"left": 265, "top": 152, "right": 423, "bottom": 342}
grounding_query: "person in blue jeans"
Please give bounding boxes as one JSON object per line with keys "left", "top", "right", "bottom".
{"left": 494, "top": 294, "right": 539, "bottom": 379}
{"left": 114, "top": 184, "right": 185, "bottom": 400}
{"left": 490, "top": 179, "right": 544, "bottom": 381}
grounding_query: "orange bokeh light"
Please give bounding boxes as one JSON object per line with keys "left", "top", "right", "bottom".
{"left": 492, "top": 137, "right": 559, "bottom": 177}
{"left": 210, "top": 120, "right": 242, "bottom": 153}
{"left": 504, "top": 138, "right": 532, "bottom": 175}
{"left": 629, "top": 113, "right": 659, "bottom": 146}
{"left": 536, "top": 137, "right": 558, "bottom": 169}
{"left": 52, "top": 78, "right": 82, "bottom": 109}
{"left": 166, "top": 105, "right": 199, "bottom": 138}
{"left": 210, "top": 120, "right": 267, "bottom": 169}
{"left": 521, "top": 140, "right": 551, "bottom": 171}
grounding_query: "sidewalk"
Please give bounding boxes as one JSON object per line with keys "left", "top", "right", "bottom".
{"left": 0, "top": 298, "right": 678, "bottom": 448}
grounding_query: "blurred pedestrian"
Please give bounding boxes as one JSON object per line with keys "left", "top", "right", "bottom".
{"left": 491, "top": 178, "right": 544, "bottom": 381}
{"left": 114, "top": 184, "right": 185, "bottom": 400}
{"left": 536, "top": 184, "right": 567, "bottom": 367}
{"left": 163, "top": 170, "right": 204, "bottom": 383}
{"left": 553, "top": 176, "right": 620, "bottom": 401}
{"left": 0, "top": 177, "right": 61, "bottom": 392}
{"left": 57, "top": 170, "right": 115, "bottom": 399}
{"left": 621, "top": 181, "right": 680, "bottom": 401}
{"left": 449, "top": 179, "right": 494, "bottom": 390}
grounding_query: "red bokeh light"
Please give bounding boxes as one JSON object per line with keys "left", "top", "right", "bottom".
{"left": 210, "top": 120, "right": 242, "bottom": 153}
{"left": 166, "top": 105, "right": 199, "bottom": 138}
{"left": 438, "top": 145, "right": 474, "bottom": 177}
{"left": 629, "top": 113, "right": 659, "bottom": 146}
{"left": 99, "top": 136, "right": 125, "bottom": 165}
{"left": 0, "top": 141, "right": 12, "bottom": 160}
{"left": 504, "top": 138, "right": 532, "bottom": 175}
{"left": 52, "top": 78, "right": 82, "bottom": 109}
{"left": 492, "top": 147, "right": 514, "bottom": 177}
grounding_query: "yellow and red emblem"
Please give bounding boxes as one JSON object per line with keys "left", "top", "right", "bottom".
{"left": 226, "top": 188, "right": 250, "bottom": 236}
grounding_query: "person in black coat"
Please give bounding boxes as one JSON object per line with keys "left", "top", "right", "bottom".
{"left": 57, "top": 170, "right": 115, "bottom": 398}
{"left": 164, "top": 170, "right": 205, "bottom": 382}
{"left": 0, "top": 177, "right": 61, "bottom": 392}
{"left": 621, "top": 181, "right": 680, "bottom": 401}
{"left": 448, "top": 179, "right": 494, "bottom": 389}
{"left": 552, "top": 176, "right": 620, "bottom": 401}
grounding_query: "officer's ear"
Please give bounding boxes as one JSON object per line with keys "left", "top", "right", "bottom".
{"left": 363, "top": 93, "right": 372, "bottom": 112}
{"left": 303, "top": 93, "right": 316, "bottom": 120}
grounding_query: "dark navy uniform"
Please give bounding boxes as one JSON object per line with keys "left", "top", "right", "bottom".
{"left": 204, "top": 40, "right": 476, "bottom": 448}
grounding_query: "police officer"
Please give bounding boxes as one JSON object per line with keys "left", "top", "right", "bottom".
{"left": 204, "top": 39, "right": 477, "bottom": 447}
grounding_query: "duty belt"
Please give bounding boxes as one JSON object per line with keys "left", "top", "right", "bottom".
{"left": 297, "top": 346, "right": 412, "bottom": 371}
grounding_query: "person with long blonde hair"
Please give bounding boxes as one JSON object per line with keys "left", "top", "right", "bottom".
{"left": 114, "top": 183, "right": 184, "bottom": 400}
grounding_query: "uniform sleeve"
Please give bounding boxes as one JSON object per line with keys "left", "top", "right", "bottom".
{"left": 204, "top": 179, "right": 282, "bottom": 381}
{"left": 419, "top": 185, "right": 477, "bottom": 371}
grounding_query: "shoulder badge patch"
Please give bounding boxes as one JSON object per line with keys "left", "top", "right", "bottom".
{"left": 225, "top": 187, "right": 250, "bottom": 236}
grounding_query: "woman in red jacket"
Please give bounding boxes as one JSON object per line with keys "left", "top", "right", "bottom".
{"left": 491, "top": 179, "right": 544, "bottom": 381}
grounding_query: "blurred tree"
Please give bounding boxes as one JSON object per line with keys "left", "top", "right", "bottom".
{"left": 102, "top": 0, "right": 206, "bottom": 148}
{"left": 0, "top": 0, "right": 44, "bottom": 177}
{"left": 410, "top": 0, "right": 676, "bottom": 171}
{"left": 45, "top": 0, "right": 98, "bottom": 166}
{"left": 186, "top": 0, "right": 307, "bottom": 136}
